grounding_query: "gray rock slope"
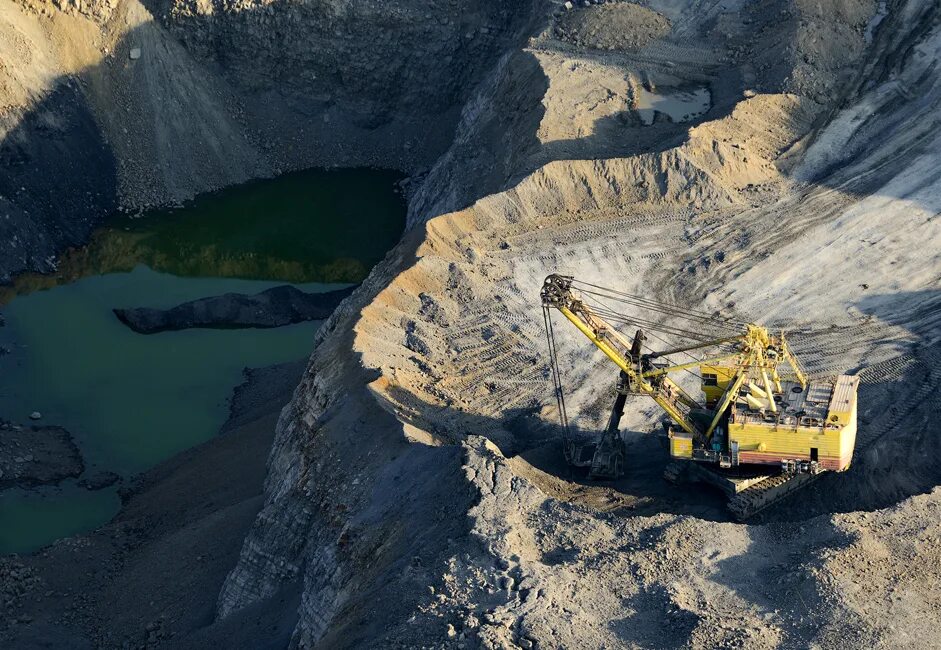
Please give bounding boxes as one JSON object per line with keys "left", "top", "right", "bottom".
{"left": 219, "top": 1, "right": 941, "bottom": 648}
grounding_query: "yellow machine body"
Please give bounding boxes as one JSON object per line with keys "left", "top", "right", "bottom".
{"left": 670, "top": 373, "right": 859, "bottom": 471}
{"left": 669, "top": 430, "right": 694, "bottom": 459}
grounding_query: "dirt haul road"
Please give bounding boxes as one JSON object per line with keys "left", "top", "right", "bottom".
{"left": 3, "top": 0, "right": 941, "bottom": 648}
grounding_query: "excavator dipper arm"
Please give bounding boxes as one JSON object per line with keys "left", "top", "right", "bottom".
{"left": 540, "top": 274, "right": 804, "bottom": 442}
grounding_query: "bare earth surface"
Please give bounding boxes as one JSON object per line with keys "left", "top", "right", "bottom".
{"left": 222, "top": 1, "right": 941, "bottom": 648}
{"left": 3, "top": 0, "right": 941, "bottom": 648}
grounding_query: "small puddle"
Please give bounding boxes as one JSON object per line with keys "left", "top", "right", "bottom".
{"left": 0, "top": 168, "right": 406, "bottom": 554}
{"left": 634, "top": 86, "right": 711, "bottom": 126}
{"left": 0, "top": 484, "right": 120, "bottom": 554}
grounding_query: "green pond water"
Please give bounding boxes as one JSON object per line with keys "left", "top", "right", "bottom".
{"left": 2, "top": 168, "right": 406, "bottom": 303}
{"left": 0, "top": 168, "right": 405, "bottom": 555}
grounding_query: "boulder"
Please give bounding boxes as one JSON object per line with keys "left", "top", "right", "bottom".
{"left": 0, "top": 423, "right": 84, "bottom": 490}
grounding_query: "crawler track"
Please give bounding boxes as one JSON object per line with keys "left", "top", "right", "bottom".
{"left": 727, "top": 472, "right": 820, "bottom": 520}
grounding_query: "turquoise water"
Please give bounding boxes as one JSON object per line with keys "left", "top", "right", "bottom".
{"left": 100, "top": 167, "right": 406, "bottom": 283}
{"left": 0, "top": 267, "right": 331, "bottom": 474}
{"left": 1, "top": 168, "right": 406, "bottom": 303}
{"left": 0, "top": 269, "right": 331, "bottom": 554}
{"left": 0, "top": 485, "right": 121, "bottom": 554}
{"left": 0, "top": 168, "right": 405, "bottom": 554}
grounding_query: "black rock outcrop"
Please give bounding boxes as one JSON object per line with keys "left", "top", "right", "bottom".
{"left": 113, "top": 285, "right": 355, "bottom": 334}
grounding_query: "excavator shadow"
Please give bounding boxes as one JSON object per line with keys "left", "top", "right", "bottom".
{"left": 379, "top": 381, "right": 733, "bottom": 522}
{"left": 507, "top": 414, "right": 732, "bottom": 523}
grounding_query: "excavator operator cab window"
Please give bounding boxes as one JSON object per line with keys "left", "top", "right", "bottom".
{"left": 702, "top": 373, "right": 718, "bottom": 386}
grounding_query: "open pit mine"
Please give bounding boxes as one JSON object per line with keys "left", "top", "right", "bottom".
{"left": 2, "top": 0, "right": 941, "bottom": 648}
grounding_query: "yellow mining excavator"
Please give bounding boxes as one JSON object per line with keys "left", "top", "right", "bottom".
{"left": 540, "top": 274, "right": 859, "bottom": 519}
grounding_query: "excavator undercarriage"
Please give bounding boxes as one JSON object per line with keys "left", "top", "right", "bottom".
{"left": 540, "top": 274, "right": 859, "bottom": 520}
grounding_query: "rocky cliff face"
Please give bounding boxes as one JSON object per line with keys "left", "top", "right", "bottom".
{"left": 152, "top": 0, "right": 532, "bottom": 117}
{"left": 0, "top": 0, "right": 537, "bottom": 280}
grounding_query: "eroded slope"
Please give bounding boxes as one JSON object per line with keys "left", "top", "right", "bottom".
{"left": 222, "top": 1, "right": 941, "bottom": 648}
{"left": 0, "top": 0, "right": 537, "bottom": 279}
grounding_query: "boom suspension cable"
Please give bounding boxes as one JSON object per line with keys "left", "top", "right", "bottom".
{"left": 569, "top": 279, "right": 746, "bottom": 328}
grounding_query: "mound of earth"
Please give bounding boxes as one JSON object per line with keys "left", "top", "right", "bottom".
{"left": 113, "top": 285, "right": 356, "bottom": 334}
{"left": 0, "top": 423, "right": 84, "bottom": 490}
{"left": 554, "top": 3, "right": 671, "bottom": 52}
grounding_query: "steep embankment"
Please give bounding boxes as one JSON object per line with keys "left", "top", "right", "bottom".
{"left": 0, "top": 3, "right": 116, "bottom": 281}
{"left": 0, "top": 0, "right": 537, "bottom": 280}
{"left": 220, "top": 0, "right": 941, "bottom": 648}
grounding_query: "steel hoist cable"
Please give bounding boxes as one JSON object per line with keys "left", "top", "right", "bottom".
{"left": 542, "top": 305, "right": 571, "bottom": 448}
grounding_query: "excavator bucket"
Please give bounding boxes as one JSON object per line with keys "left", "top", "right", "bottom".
{"left": 588, "top": 435, "right": 626, "bottom": 479}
